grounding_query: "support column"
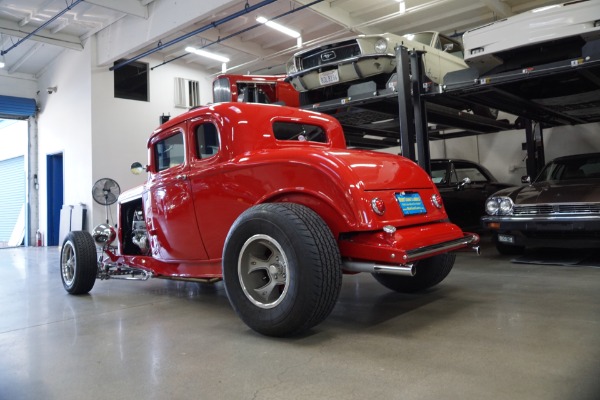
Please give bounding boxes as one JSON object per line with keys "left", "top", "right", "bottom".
{"left": 395, "top": 45, "right": 415, "bottom": 161}
{"left": 411, "top": 50, "right": 430, "bottom": 175}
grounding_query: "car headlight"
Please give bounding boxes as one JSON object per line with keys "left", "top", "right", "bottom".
{"left": 286, "top": 60, "right": 297, "bottom": 74}
{"left": 374, "top": 38, "right": 388, "bottom": 54}
{"left": 485, "top": 196, "right": 514, "bottom": 215}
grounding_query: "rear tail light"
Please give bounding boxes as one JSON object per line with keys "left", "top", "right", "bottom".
{"left": 371, "top": 198, "right": 386, "bottom": 215}
{"left": 431, "top": 194, "right": 443, "bottom": 209}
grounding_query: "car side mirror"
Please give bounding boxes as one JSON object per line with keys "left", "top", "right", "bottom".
{"left": 443, "top": 43, "right": 454, "bottom": 52}
{"left": 521, "top": 175, "right": 531, "bottom": 184}
{"left": 130, "top": 162, "right": 146, "bottom": 175}
{"left": 456, "top": 177, "right": 471, "bottom": 190}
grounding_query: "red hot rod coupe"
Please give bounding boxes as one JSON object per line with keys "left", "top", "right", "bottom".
{"left": 60, "top": 103, "right": 479, "bottom": 337}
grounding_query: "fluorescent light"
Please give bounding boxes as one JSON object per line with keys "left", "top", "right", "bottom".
{"left": 0, "top": 61, "right": 4, "bottom": 68}
{"left": 398, "top": 0, "right": 406, "bottom": 13}
{"left": 256, "top": 16, "right": 300, "bottom": 38}
{"left": 185, "top": 46, "right": 230, "bottom": 63}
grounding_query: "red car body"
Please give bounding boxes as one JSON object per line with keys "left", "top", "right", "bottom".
{"left": 61, "top": 102, "right": 478, "bottom": 336}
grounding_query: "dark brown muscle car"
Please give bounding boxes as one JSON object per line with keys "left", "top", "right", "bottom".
{"left": 481, "top": 153, "right": 600, "bottom": 254}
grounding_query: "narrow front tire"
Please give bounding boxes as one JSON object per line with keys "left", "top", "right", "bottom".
{"left": 60, "top": 231, "right": 98, "bottom": 294}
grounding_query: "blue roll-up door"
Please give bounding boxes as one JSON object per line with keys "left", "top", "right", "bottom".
{"left": 0, "top": 96, "right": 37, "bottom": 119}
{"left": 0, "top": 156, "right": 25, "bottom": 243}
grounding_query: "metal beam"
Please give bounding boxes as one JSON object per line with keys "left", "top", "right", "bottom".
{"left": 19, "top": 0, "right": 56, "bottom": 27}
{"left": 0, "top": 18, "right": 84, "bottom": 52}
{"left": 479, "top": 0, "right": 514, "bottom": 18}
{"left": 9, "top": 42, "right": 43, "bottom": 74}
{"left": 292, "top": 0, "right": 374, "bottom": 34}
{"left": 85, "top": 0, "right": 149, "bottom": 19}
{"left": 110, "top": 0, "right": 277, "bottom": 71}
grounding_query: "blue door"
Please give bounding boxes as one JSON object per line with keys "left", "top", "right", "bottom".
{"left": 47, "top": 153, "right": 64, "bottom": 246}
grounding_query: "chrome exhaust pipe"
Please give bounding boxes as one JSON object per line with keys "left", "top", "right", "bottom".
{"left": 343, "top": 260, "right": 416, "bottom": 276}
{"left": 109, "top": 269, "right": 152, "bottom": 281}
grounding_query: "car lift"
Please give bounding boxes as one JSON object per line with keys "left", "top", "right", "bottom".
{"left": 301, "top": 40, "right": 600, "bottom": 178}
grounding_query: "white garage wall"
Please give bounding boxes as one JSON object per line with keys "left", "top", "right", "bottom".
{"left": 89, "top": 38, "right": 214, "bottom": 229}
{"left": 433, "top": 122, "right": 600, "bottom": 185}
{"left": 477, "top": 122, "right": 600, "bottom": 184}
{"left": 36, "top": 44, "right": 93, "bottom": 243}
{"left": 35, "top": 37, "right": 215, "bottom": 237}
{"left": 379, "top": 121, "right": 600, "bottom": 186}
{"left": 0, "top": 74, "right": 37, "bottom": 99}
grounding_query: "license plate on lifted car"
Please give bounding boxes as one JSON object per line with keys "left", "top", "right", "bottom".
{"left": 395, "top": 192, "right": 426, "bottom": 215}
{"left": 497, "top": 234, "right": 515, "bottom": 244}
{"left": 318, "top": 69, "right": 340, "bottom": 85}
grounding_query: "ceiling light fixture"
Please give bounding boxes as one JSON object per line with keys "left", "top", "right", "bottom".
{"left": 256, "top": 16, "right": 300, "bottom": 38}
{"left": 395, "top": 0, "right": 406, "bottom": 13}
{"left": 0, "top": 61, "right": 4, "bottom": 68}
{"left": 185, "top": 46, "right": 230, "bottom": 63}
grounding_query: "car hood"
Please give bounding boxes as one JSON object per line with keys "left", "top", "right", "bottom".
{"left": 493, "top": 179, "right": 600, "bottom": 204}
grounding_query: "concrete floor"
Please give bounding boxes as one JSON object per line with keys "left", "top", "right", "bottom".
{"left": 1, "top": 236, "right": 599, "bottom": 400}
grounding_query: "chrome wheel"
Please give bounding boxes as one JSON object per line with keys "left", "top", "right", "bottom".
{"left": 238, "top": 234, "right": 290, "bottom": 309}
{"left": 60, "top": 231, "right": 98, "bottom": 294}
{"left": 61, "top": 241, "right": 76, "bottom": 287}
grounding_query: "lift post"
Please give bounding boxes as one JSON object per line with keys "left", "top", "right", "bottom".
{"left": 410, "top": 50, "right": 430, "bottom": 175}
{"left": 395, "top": 45, "right": 416, "bottom": 162}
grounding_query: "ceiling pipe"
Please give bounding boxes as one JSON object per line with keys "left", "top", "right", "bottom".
{"left": 150, "top": 0, "right": 324, "bottom": 71}
{"left": 110, "top": 0, "right": 277, "bottom": 71}
{"left": 1, "top": 0, "right": 84, "bottom": 56}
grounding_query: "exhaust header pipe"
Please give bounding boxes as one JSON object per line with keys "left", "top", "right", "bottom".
{"left": 343, "top": 260, "right": 415, "bottom": 276}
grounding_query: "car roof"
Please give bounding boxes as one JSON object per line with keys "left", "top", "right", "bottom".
{"left": 551, "top": 152, "right": 600, "bottom": 162}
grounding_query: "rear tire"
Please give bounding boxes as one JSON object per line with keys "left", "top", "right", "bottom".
{"left": 60, "top": 231, "right": 98, "bottom": 294}
{"left": 223, "top": 203, "right": 342, "bottom": 337}
{"left": 372, "top": 253, "right": 455, "bottom": 293}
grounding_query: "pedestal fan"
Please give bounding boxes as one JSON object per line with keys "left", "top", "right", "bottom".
{"left": 92, "top": 178, "right": 121, "bottom": 223}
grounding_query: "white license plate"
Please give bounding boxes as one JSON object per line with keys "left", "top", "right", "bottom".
{"left": 318, "top": 69, "right": 340, "bottom": 85}
{"left": 497, "top": 234, "right": 514, "bottom": 244}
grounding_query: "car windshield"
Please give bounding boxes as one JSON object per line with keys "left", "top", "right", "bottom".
{"left": 535, "top": 155, "right": 600, "bottom": 182}
{"left": 403, "top": 32, "right": 433, "bottom": 47}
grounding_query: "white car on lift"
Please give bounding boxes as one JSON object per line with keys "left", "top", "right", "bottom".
{"left": 463, "top": 0, "right": 600, "bottom": 75}
{"left": 286, "top": 31, "right": 468, "bottom": 105}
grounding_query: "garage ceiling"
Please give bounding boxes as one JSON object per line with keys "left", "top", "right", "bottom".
{"left": 0, "top": 0, "right": 563, "bottom": 78}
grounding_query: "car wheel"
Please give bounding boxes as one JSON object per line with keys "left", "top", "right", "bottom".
{"left": 372, "top": 253, "right": 455, "bottom": 293}
{"left": 60, "top": 231, "right": 98, "bottom": 294}
{"left": 222, "top": 203, "right": 342, "bottom": 337}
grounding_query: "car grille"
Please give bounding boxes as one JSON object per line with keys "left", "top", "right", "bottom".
{"left": 513, "top": 203, "right": 600, "bottom": 215}
{"left": 298, "top": 40, "right": 361, "bottom": 70}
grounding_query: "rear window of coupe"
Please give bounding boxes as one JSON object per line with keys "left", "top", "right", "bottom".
{"left": 272, "top": 121, "right": 327, "bottom": 143}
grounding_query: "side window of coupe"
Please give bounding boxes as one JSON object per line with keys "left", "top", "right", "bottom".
{"left": 195, "top": 122, "right": 220, "bottom": 159}
{"left": 155, "top": 132, "right": 185, "bottom": 172}
{"left": 273, "top": 121, "right": 327, "bottom": 143}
